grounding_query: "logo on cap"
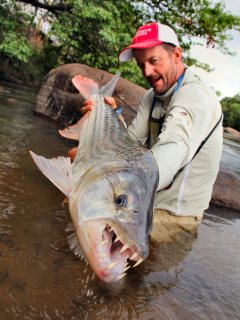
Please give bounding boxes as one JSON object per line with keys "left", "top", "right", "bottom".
{"left": 136, "top": 28, "right": 152, "bottom": 37}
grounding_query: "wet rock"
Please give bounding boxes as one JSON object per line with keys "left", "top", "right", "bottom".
{"left": 211, "top": 168, "right": 240, "bottom": 211}
{"left": 223, "top": 127, "right": 240, "bottom": 138}
{"left": 34, "top": 63, "right": 146, "bottom": 128}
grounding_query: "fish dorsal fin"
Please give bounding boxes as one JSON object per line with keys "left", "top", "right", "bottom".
{"left": 72, "top": 75, "right": 99, "bottom": 99}
{"left": 30, "top": 151, "right": 72, "bottom": 197}
{"left": 66, "top": 223, "right": 86, "bottom": 261}
{"left": 99, "top": 72, "right": 121, "bottom": 96}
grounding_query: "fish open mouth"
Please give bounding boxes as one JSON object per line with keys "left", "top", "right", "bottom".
{"left": 85, "top": 221, "right": 145, "bottom": 283}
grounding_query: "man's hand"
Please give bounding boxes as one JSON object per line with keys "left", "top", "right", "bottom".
{"left": 81, "top": 100, "right": 94, "bottom": 115}
{"left": 81, "top": 97, "right": 117, "bottom": 115}
{"left": 80, "top": 97, "right": 125, "bottom": 123}
{"left": 104, "top": 97, "right": 118, "bottom": 110}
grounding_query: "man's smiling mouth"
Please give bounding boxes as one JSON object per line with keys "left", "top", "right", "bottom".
{"left": 148, "top": 76, "right": 162, "bottom": 86}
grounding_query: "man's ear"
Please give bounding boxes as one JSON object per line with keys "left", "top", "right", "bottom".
{"left": 173, "top": 47, "right": 182, "bottom": 64}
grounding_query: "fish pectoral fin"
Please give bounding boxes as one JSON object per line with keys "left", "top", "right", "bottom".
{"left": 66, "top": 223, "right": 86, "bottom": 261}
{"left": 72, "top": 75, "right": 99, "bottom": 99}
{"left": 29, "top": 151, "right": 72, "bottom": 197}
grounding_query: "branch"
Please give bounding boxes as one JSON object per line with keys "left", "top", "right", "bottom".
{"left": 17, "top": 0, "right": 72, "bottom": 13}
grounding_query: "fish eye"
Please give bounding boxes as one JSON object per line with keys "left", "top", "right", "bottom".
{"left": 115, "top": 194, "right": 128, "bottom": 207}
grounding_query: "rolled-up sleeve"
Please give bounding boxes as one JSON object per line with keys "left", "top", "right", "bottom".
{"left": 151, "top": 106, "right": 192, "bottom": 189}
{"left": 151, "top": 84, "right": 216, "bottom": 191}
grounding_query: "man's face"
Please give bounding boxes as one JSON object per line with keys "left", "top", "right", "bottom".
{"left": 134, "top": 45, "right": 180, "bottom": 95}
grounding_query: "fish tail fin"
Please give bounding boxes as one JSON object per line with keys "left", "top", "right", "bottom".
{"left": 99, "top": 72, "right": 121, "bottom": 96}
{"left": 29, "top": 151, "right": 72, "bottom": 197}
{"left": 72, "top": 75, "right": 99, "bottom": 100}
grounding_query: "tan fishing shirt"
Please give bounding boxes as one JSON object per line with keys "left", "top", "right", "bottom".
{"left": 128, "top": 68, "right": 223, "bottom": 216}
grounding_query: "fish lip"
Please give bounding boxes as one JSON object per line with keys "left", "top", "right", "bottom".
{"left": 83, "top": 219, "right": 147, "bottom": 282}
{"left": 87, "top": 218, "right": 147, "bottom": 258}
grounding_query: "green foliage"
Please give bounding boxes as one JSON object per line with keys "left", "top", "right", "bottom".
{"left": 50, "top": 1, "right": 138, "bottom": 79}
{"left": 221, "top": 94, "right": 240, "bottom": 130}
{"left": 0, "top": 0, "right": 35, "bottom": 64}
{"left": 0, "top": 0, "right": 239, "bottom": 87}
{"left": 0, "top": 31, "right": 34, "bottom": 63}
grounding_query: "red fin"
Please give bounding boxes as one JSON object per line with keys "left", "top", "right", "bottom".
{"left": 72, "top": 75, "right": 99, "bottom": 99}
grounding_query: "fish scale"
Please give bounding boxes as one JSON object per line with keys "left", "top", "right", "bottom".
{"left": 72, "top": 94, "right": 151, "bottom": 179}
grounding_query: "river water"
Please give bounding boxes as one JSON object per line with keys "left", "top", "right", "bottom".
{"left": 0, "top": 81, "right": 239, "bottom": 320}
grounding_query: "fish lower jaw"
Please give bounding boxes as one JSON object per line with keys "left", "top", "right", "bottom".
{"left": 91, "top": 223, "right": 144, "bottom": 283}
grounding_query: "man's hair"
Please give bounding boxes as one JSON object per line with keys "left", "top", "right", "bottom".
{"left": 161, "top": 42, "right": 176, "bottom": 54}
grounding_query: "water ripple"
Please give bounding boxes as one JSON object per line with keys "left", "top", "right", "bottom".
{"left": 0, "top": 81, "right": 240, "bottom": 320}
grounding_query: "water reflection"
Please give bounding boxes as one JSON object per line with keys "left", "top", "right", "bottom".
{"left": 0, "top": 81, "right": 240, "bottom": 320}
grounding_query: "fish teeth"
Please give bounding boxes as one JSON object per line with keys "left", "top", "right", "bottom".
{"left": 114, "top": 236, "right": 120, "bottom": 243}
{"left": 133, "top": 258, "right": 144, "bottom": 268}
{"left": 100, "top": 239, "right": 108, "bottom": 246}
{"left": 120, "top": 244, "right": 129, "bottom": 253}
{"left": 124, "top": 265, "right": 131, "bottom": 272}
{"left": 130, "top": 252, "right": 138, "bottom": 260}
{"left": 107, "top": 261, "right": 117, "bottom": 270}
{"left": 117, "top": 272, "right": 127, "bottom": 280}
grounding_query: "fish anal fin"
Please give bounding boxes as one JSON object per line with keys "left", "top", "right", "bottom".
{"left": 59, "top": 111, "right": 91, "bottom": 141}
{"left": 72, "top": 75, "right": 99, "bottom": 100}
{"left": 29, "top": 151, "right": 72, "bottom": 197}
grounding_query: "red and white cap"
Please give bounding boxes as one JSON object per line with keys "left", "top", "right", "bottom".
{"left": 119, "top": 22, "right": 180, "bottom": 62}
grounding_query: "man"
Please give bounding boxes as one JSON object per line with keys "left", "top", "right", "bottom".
{"left": 81, "top": 22, "right": 223, "bottom": 242}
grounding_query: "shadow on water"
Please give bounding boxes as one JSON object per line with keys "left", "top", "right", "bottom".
{"left": 0, "top": 81, "right": 239, "bottom": 319}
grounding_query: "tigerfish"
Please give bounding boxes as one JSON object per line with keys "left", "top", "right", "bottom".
{"left": 30, "top": 73, "right": 159, "bottom": 283}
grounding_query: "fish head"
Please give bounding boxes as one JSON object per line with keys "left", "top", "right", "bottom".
{"left": 69, "top": 159, "right": 159, "bottom": 283}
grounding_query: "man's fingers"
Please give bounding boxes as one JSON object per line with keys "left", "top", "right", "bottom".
{"left": 80, "top": 97, "right": 118, "bottom": 115}
{"left": 81, "top": 105, "right": 93, "bottom": 114}
{"left": 104, "top": 96, "right": 117, "bottom": 110}
{"left": 81, "top": 99, "right": 94, "bottom": 114}
{"left": 83, "top": 100, "right": 94, "bottom": 107}
{"left": 67, "top": 147, "right": 77, "bottom": 161}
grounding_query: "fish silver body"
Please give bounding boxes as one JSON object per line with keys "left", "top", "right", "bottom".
{"left": 30, "top": 73, "right": 159, "bottom": 283}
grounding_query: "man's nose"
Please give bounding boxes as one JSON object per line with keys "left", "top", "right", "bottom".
{"left": 142, "top": 63, "right": 154, "bottom": 78}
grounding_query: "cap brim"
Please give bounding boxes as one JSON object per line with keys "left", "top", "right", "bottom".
{"left": 119, "top": 40, "right": 163, "bottom": 62}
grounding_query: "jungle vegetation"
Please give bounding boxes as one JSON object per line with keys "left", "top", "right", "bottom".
{"left": 0, "top": 0, "right": 239, "bottom": 128}
{"left": 221, "top": 94, "right": 240, "bottom": 131}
